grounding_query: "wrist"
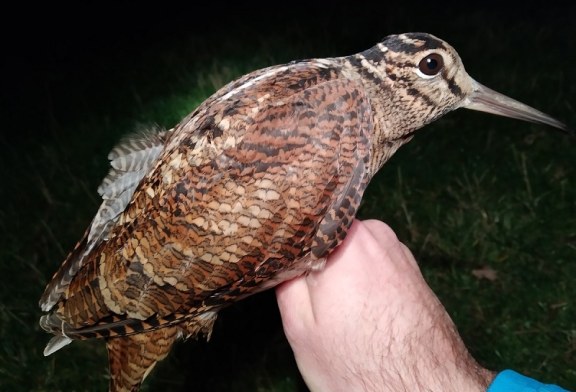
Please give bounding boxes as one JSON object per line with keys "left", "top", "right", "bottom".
{"left": 417, "top": 356, "right": 495, "bottom": 392}
{"left": 380, "top": 321, "right": 496, "bottom": 392}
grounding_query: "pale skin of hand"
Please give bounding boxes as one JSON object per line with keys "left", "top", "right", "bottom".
{"left": 276, "top": 219, "right": 495, "bottom": 392}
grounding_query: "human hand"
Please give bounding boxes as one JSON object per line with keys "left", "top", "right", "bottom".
{"left": 276, "top": 219, "right": 495, "bottom": 392}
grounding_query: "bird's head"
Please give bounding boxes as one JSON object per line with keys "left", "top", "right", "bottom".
{"left": 356, "top": 32, "right": 572, "bottom": 140}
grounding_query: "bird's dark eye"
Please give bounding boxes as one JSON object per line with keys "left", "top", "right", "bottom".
{"left": 418, "top": 53, "right": 444, "bottom": 76}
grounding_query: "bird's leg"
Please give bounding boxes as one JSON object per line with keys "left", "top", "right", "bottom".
{"left": 106, "top": 326, "right": 180, "bottom": 392}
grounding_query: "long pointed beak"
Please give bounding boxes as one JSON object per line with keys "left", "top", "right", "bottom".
{"left": 462, "top": 80, "right": 574, "bottom": 136}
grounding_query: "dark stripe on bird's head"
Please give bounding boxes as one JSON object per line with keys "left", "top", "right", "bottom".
{"left": 406, "top": 87, "right": 435, "bottom": 107}
{"left": 347, "top": 55, "right": 384, "bottom": 86}
{"left": 360, "top": 46, "right": 387, "bottom": 64}
{"left": 382, "top": 33, "right": 446, "bottom": 54}
{"left": 445, "top": 74, "right": 464, "bottom": 97}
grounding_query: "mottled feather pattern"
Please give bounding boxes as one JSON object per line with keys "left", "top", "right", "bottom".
{"left": 43, "top": 63, "right": 375, "bottom": 338}
{"left": 39, "top": 229, "right": 90, "bottom": 312}
{"left": 98, "top": 169, "right": 149, "bottom": 200}
{"left": 98, "top": 128, "right": 172, "bottom": 198}
{"left": 39, "top": 33, "right": 568, "bottom": 392}
{"left": 38, "top": 46, "right": 401, "bottom": 392}
{"left": 90, "top": 128, "right": 173, "bottom": 243}
{"left": 39, "top": 128, "right": 172, "bottom": 312}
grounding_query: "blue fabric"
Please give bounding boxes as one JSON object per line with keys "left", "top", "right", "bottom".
{"left": 487, "top": 370, "right": 571, "bottom": 392}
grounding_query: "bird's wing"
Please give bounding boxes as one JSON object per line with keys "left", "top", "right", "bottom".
{"left": 39, "top": 127, "right": 173, "bottom": 311}
{"left": 41, "top": 61, "right": 373, "bottom": 343}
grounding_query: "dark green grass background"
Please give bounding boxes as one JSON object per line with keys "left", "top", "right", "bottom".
{"left": 1, "top": 1, "right": 574, "bottom": 390}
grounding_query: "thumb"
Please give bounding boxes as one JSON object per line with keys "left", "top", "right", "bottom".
{"left": 275, "top": 276, "right": 314, "bottom": 341}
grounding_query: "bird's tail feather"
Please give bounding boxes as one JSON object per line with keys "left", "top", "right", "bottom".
{"left": 43, "top": 335, "right": 73, "bottom": 356}
{"left": 107, "top": 327, "right": 180, "bottom": 392}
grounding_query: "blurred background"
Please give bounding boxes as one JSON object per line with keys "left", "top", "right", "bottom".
{"left": 1, "top": 1, "right": 575, "bottom": 390}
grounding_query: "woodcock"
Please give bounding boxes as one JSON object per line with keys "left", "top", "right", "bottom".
{"left": 39, "top": 32, "right": 573, "bottom": 391}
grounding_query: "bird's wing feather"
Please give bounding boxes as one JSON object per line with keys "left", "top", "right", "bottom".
{"left": 42, "top": 61, "right": 373, "bottom": 342}
{"left": 39, "top": 127, "right": 173, "bottom": 311}
{"left": 91, "top": 128, "right": 173, "bottom": 243}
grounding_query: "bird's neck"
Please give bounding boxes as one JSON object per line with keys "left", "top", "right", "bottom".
{"left": 340, "top": 49, "right": 416, "bottom": 178}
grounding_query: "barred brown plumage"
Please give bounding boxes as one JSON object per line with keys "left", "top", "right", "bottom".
{"left": 38, "top": 32, "right": 572, "bottom": 391}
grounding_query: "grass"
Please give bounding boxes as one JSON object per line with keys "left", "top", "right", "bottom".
{"left": 1, "top": 3, "right": 575, "bottom": 391}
